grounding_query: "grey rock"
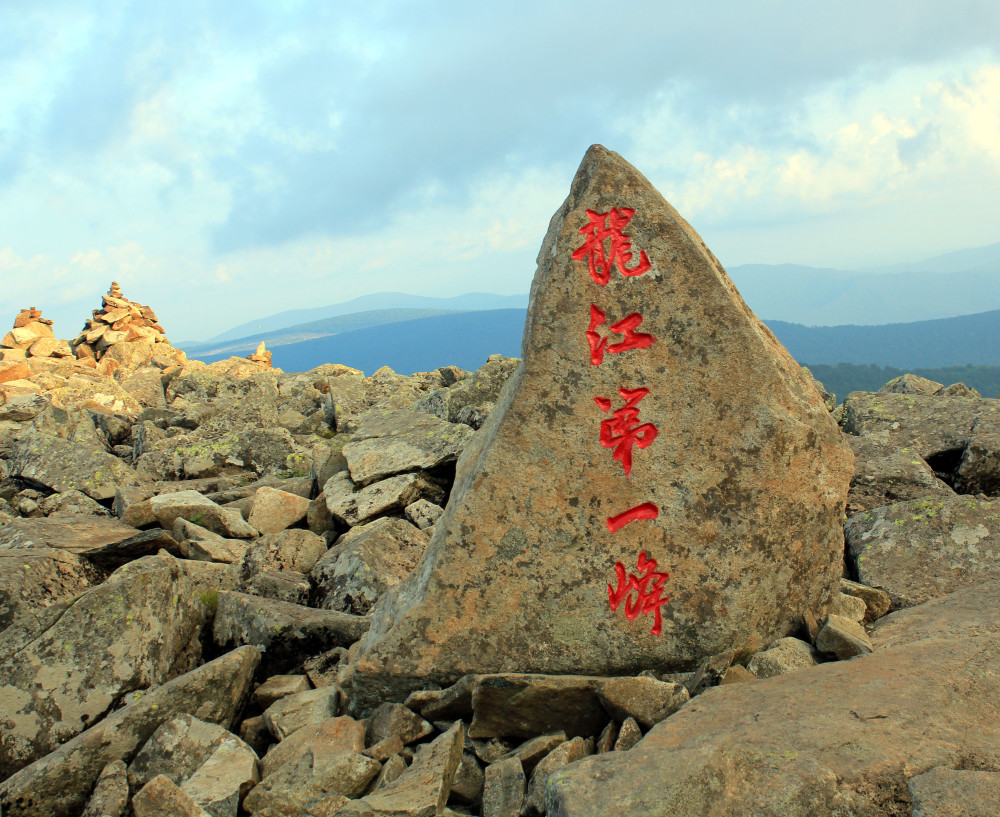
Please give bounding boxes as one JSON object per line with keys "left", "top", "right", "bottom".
{"left": 0, "top": 562, "right": 206, "bottom": 778}
{"left": 263, "top": 687, "right": 340, "bottom": 741}
{"left": 237, "top": 528, "right": 328, "bottom": 584}
{"left": 481, "top": 756, "right": 525, "bottom": 817}
{"left": 311, "top": 517, "right": 429, "bottom": 615}
{"left": 324, "top": 471, "right": 445, "bottom": 527}
{"left": 495, "top": 733, "right": 568, "bottom": 774}
{"left": 10, "top": 431, "right": 141, "bottom": 500}
{"left": 938, "top": 382, "right": 981, "bottom": 398}
{"left": 845, "top": 435, "right": 955, "bottom": 516}
{"left": 612, "top": 717, "right": 642, "bottom": 751}
{"left": 0, "top": 514, "right": 141, "bottom": 554}
{"left": 597, "top": 677, "right": 689, "bottom": 729}
{"left": 80, "top": 760, "right": 129, "bottom": 817}
{"left": 815, "top": 614, "right": 873, "bottom": 659}
{"left": 128, "top": 714, "right": 243, "bottom": 792}
{"left": 255, "top": 674, "right": 311, "bottom": 710}
{"left": 450, "top": 751, "right": 484, "bottom": 806}
{"left": 420, "top": 674, "right": 475, "bottom": 721}
{"left": 405, "top": 498, "right": 444, "bottom": 530}
{"left": 0, "top": 547, "right": 101, "bottom": 632}
{"left": 213, "top": 591, "right": 368, "bottom": 676}
{"left": 243, "top": 747, "right": 379, "bottom": 814}
{"left": 132, "top": 775, "right": 211, "bottom": 817}
{"left": 259, "top": 717, "right": 365, "bottom": 779}
{"left": 38, "top": 490, "right": 108, "bottom": 517}
{"left": 838, "top": 578, "right": 892, "bottom": 623}
{"left": 955, "top": 413, "right": 1000, "bottom": 495}
{"left": 371, "top": 753, "right": 408, "bottom": 791}
{"left": 526, "top": 736, "right": 587, "bottom": 815}
{"left": 181, "top": 737, "right": 260, "bottom": 816}
{"left": 827, "top": 592, "right": 867, "bottom": 623}
{"left": 840, "top": 391, "right": 993, "bottom": 463}
{"left": 0, "top": 646, "right": 259, "bottom": 817}
{"left": 337, "top": 721, "right": 465, "bottom": 817}
{"left": 846, "top": 495, "right": 1000, "bottom": 609}
{"left": 150, "top": 490, "right": 259, "bottom": 539}
{"left": 414, "top": 356, "right": 520, "bottom": 428}
{"left": 878, "top": 373, "right": 944, "bottom": 395}
{"left": 244, "top": 570, "right": 311, "bottom": 605}
{"left": 746, "top": 637, "right": 818, "bottom": 678}
{"left": 469, "top": 674, "right": 610, "bottom": 740}
{"left": 908, "top": 766, "right": 1000, "bottom": 817}
{"left": 366, "top": 703, "right": 434, "bottom": 747}
{"left": 342, "top": 407, "right": 476, "bottom": 486}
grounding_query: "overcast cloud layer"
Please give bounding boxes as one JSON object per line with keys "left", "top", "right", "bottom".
{"left": 2, "top": 1, "right": 999, "bottom": 341}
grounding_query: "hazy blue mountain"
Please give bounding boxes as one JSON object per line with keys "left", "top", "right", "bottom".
{"left": 254, "top": 309, "right": 528, "bottom": 374}
{"left": 862, "top": 240, "right": 1000, "bottom": 275}
{"left": 766, "top": 309, "right": 1000, "bottom": 368}
{"left": 177, "top": 308, "right": 463, "bottom": 359}
{"left": 728, "top": 265, "right": 1000, "bottom": 326}
{"left": 191, "top": 305, "right": 1000, "bottom": 376}
{"left": 205, "top": 292, "right": 530, "bottom": 343}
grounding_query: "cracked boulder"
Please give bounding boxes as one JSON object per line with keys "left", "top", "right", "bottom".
{"left": 845, "top": 495, "right": 1000, "bottom": 610}
{"left": 0, "top": 561, "right": 207, "bottom": 778}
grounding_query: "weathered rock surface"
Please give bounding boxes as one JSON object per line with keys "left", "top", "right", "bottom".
{"left": 0, "top": 646, "right": 259, "bottom": 817}
{"left": 955, "top": 413, "right": 1000, "bottom": 496}
{"left": 247, "top": 486, "right": 310, "bottom": 533}
{"left": 150, "top": 490, "right": 259, "bottom": 539}
{"left": 132, "top": 775, "right": 211, "bottom": 817}
{"left": 468, "top": 674, "right": 610, "bottom": 740}
{"left": 0, "top": 562, "right": 206, "bottom": 778}
{"left": 311, "top": 517, "right": 429, "bottom": 615}
{"left": 746, "top": 636, "right": 819, "bottom": 678}
{"left": 907, "top": 766, "right": 1000, "bottom": 817}
{"left": 596, "top": 676, "right": 689, "bottom": 729}
{"left": 845, "top": 495, "right": 1000, "bottom": 609}
{"left": 237, "top": 528, "right": 328, "bottom": 585}
{"left": 547, "top": 582, "right": 1000, "bottom": 817}
{"left": 845, "top": 435, "right": 955, "bottom": 516}
{"left": 213, "top": 591, "right": 369, "bottom": 675}
{"left": 351, "top": 145, "right": 853, "bottom": 705}
{"left": 10, "top": 431, "right": 142, "bottom": 500}
{"left": 0, "top": 515, "right": 141, "bottom": 554}
{"left": 262, "top": 686, "right": 340, "bottom": 741}
{"left": 80, "top": 760, "right": 129, "bottom": 817}
{"left": 259, "top": 716, "right": 365, "bottom": 779}
{"left": 324, "top": 471, "right": 445, "bottom": 527}
{"left": 840, "top": 390, "right": 995, "bottom": 463}
{"left": 341, "top": 407, "right": 476, "bottom": 486}
{"left": 337, "top": 721, "right": 465, "bottom": 817}
{"left": 0, "top": 547, "right": 102, "bottom": 631}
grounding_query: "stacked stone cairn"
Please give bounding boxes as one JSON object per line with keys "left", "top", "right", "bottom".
{"left": 0, "top": 308, "right": 72, "bottom": 361}
{"left": 71, "top": 282, "right": 173, "bottom": 375}
{"left": 247, "top": 341, "right": 273, "bottom": 367}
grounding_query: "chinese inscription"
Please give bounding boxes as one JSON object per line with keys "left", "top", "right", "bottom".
{"left": 572, "top": 205, "right": 669, "bottom": 635}
{"left": 607, "top": 551, "right": 670, "bottom": 636}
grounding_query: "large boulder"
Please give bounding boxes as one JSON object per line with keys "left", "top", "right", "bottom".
{"left": 350, "top": 145, "right": 853, "bottom": 707}
{"left": 547, "top": 582, "right": 1000, "bottom": 817}
{"left": 845, "top": 435, "right": 954, "bottom": 516}
{"left": 9, "top": 431, "right": 142, "bottom": 500}
{"left": 845, "top": 495, "right": 1000, "bottom": 609}
{"left": 0, "top": 561, "right": 207, "bottom": 778}
{"left": 0, "top": 547, "right": 102, "bottom": 631}
{"left": 0, "top": 646, "right": 260, "bottom": 817}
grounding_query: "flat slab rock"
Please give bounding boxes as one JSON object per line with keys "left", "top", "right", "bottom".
{"left": 547, "top": 582, "right": 1000, "bottom": 817}
{"left": 351, "top": 144, "right": 853, "bottom": 706}
{"left": 0, "top": 516, "right": 142, "bottom": 554}
{"left": 341, "top": 407, "right": 476, "bottom": 486}
{"left": 213, "top": 591, "right": 369, "bottom": 675}
{"left": 10, "top": 431, "right": 142, "bottom": 500}
{"left": 845, "top": 495, "right": 1000, "bottom": 609}
{"left": 0, "top": 547, "right": 102, "bottom": 631}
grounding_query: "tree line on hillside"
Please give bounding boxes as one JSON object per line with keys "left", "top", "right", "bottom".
{"left": 806, "top": 363, "right": 1000, "bottom": 402}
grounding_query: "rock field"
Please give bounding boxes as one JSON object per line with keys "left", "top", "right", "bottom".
{"left": 1, "top": 148, "right": 999, "bottom": 817}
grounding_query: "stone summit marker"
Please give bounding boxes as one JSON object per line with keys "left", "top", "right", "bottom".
{"left": 350, "top": 145, "right": 853, "bottom": 708}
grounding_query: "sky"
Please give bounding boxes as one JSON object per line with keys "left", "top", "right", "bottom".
{"left": 1, "top": 1, "right": 999, "bottom": 342}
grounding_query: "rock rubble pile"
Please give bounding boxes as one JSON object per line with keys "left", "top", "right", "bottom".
{"left": 1, "top": 147, "right": 999, "bottom": 817}
{"left": 0, "top": 308, "right": 72, "bottom": 361}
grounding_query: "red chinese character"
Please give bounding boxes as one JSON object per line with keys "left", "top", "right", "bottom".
{"left": 606, "top": 502, "right": 659, "bottom": 533}
{"left": 572, "top": 207, "right": 651, "bottom": 286}
{"left": 608, "top": 551, "right": 670, "bottom": 635}
{"left": 585, "top": 305, "right": 655, "bottom": 366}
{"left": 594, "top": 388, "right": 658, "bottom": 476}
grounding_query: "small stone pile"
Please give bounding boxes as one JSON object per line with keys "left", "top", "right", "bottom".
{"left": 71, "top": 282, "right": 170, "bottom": 364}
{"left": 247, "top": 342, "right": 273, "bottom": 367}
{"left": 0, "top": 308, "right": 72, "bottom": 361}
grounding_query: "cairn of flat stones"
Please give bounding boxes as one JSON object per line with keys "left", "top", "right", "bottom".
{"left": 247, "top": 341, "right": 273, "bottom": 367}
{"left": 0, "top": 308, "right": 71, "bottom": 361}
{"left": 71, "top": 282, "right": 170, "bottom": 364}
